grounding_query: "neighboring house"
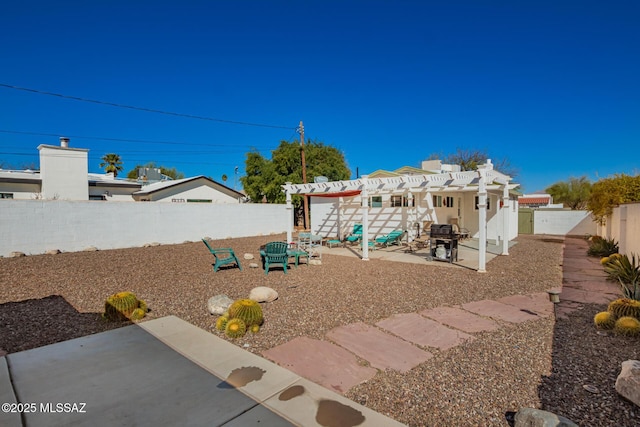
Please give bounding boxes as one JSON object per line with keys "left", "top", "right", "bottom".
{"left": 0, "top": 138, "right": 242, "bottom": 203}
{"left": 132, "top": 176, "right": 244, "bottom": 203}
{"left": 518, "top": 193, "right": 561, "bottom": 209}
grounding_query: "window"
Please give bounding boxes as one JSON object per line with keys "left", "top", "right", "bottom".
{"left": 370, "top": 196, "right": 382, "bottom": 208}
{"left": 390, "top": 195, "right": 413, "bottom": 207}
{"left": 443, "top": 196, "right": 454, "bottom": 208}
{"left": 89, "top": 195, "right": 106, "bottom": 201}
{"left": 475, "top": 196, "right": 491, "bottom": 210}
{"left": 0, "top": 193, "right": 14, "bottom": 199}
{"left": 432, "top": 195, "right": 442, "bottom": 207}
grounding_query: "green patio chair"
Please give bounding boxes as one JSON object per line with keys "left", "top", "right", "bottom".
{"left": 345, "top": 223, "right": 363, "bottom": 245}
{"left": 263, "top": 241, "right": 289, "bottom": 275}
{"left": 202, "top": 239, "right": 242, "bottom": 272}
{"left": 375, "top": 230, "right": 405, "bottom": 247}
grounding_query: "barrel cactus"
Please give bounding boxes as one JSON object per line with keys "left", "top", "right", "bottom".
{"left": 216, "top": 315, "right": 229, "bottom": 331}
{"left": 614, "top": 316, "right": 640, "bottom": 337}
{"left": 594, "top": 311, "right": 616, "bottom": 329}
{"left": 225, "top": 318, "right": 247, "bottom": 338}
{"left": 250, "top": 324, "right": 261, "bottom": 334}
{"left": 608, "top": 298, "right": 640, "bottom": 320}
{"left": 228, "top": 299, "right": 263, "bottom": 326}
{"left": 104, "top": 291, "right": 148, "bottom": 321}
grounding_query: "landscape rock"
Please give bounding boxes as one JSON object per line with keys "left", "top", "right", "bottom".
{"left": 244, "top": 253, "right": 255, "bottom": 260}
{"left": 249, "top": 262, "right": 259, "bottom": 268}
{"left": 207, "top": 295, "right": 234, "bottom": 315}
{"left": 46, "top": 249, "right": 61, "bottom": 255}
{"left": 249, "top": 286, "right": 279, "bottom": 303}
{"left": 616, "top": 360, "right": 640, "bottom": 407}
{"left": 514, "top": 408, "right": 577, "bottom": 426}
{"left": 83, "top": 246, "right": 98, "bottom": 252}
{"left": 10, "top": 251, "right": 26, "bottom": 257}
{"left": 309, "top": 259, "right": 322, "bottom": 266}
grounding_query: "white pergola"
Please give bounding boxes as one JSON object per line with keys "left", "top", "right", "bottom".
{"left": 282, "top": 161, "right": 517, "bottom": 272}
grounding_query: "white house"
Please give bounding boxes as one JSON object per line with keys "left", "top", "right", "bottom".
{"left": 282, "top": 159, "right": 520, "bottom": 272}
{"left": 0, "top": 137, "right": 243, "bottom": 203}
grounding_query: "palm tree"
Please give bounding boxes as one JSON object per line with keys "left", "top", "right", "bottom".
{"left": 99, "top": 153, "right": 124, "bottom": 177}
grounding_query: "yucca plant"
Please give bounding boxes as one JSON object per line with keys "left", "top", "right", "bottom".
{"left": 587, "top": 237, "right": 619, "bottom": 257}
{"left": 604, "top": 253, "right": 640, "bottom": 301}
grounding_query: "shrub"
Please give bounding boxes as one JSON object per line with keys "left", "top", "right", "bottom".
{"left": 603, "top": 253, "right": 640, "bottom": 300}
{"left": 587, "top": 237, "right": 618, "bottom": 257}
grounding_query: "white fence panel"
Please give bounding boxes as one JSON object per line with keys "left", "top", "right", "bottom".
{"left": 533, "top": 209, "right": 597, "bottom": 236}
{"left": 0, "top": 200, "right": 288, "bottom": 257}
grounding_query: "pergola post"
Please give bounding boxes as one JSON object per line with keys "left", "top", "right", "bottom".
{"left": 477, "top": 168, "right": 488, "bottom": 273}
{"left": 501, "top": 185, "right": 510, "bottom": 255}
{"left": 361, "top": 175, "right": 369, "bottom": 261}
{"left": 285, "top": 183, "right": 293, "bottom": 246}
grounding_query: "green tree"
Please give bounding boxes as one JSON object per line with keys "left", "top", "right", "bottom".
{"left": 221, "top": 174, "right": 228, "bottom": 183}
{"left": 99, "top": 153, "right": 124, "bottom": 177}
{"left": 126, "top": 162, "right": 185, "bottom": 180}
{"left": 587, "top": 174, "right": 640, "bottom": 224}
{"left": 545, "top": 176, "right": 592, "bottom": 210}
{"left": 241, "top": 140, "right": 350, "bottom": 205}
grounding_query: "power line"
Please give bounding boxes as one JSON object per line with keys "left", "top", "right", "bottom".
{"left": 0, "top": 83, "right": 296, "bottom": 130}
{"left": 0, "top": 129, "right": 276, "bottom": 149}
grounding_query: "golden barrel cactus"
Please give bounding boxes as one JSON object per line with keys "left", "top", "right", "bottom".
{"left": 104, "top": 291, "right": 148, "bottom": 321}
{"left": 228, "top": 299, "right": 263, "bottom": 326}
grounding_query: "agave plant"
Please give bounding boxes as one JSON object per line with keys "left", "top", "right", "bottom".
{"left": 604, "top": 253, "right": 640, "bottom": 301}
{"left": 587, "top": 237, "right": 619, "bottom": 257}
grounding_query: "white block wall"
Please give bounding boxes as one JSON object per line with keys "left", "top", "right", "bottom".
{"left": 533, "top": 209, "right": 597, "bottom": 236}
{"left": 0, "top": 200, "right": 288, "bottom": 257}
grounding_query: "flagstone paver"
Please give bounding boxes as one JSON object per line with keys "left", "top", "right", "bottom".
{"left": 376, "top": 313, "right": 474, "bottom": 350}
{"left": 497, "top": 293, "right": 554, "bottom": 317}
{"left": 461, "top": 300, "right": 541, "bottom": 323}
{"left": 262, "top": 337, "right": 377, "bottom": 394}
{"left": 419, "top": 306, "right": 500, "bottom": 333}
{"left": 559, "top": 286, "right": 616, "bottom": 305}
{"left": 326, "top": 322, "right": 433, "bottom": 373}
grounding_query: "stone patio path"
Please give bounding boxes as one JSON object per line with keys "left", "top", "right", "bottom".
{"left": 262, "top": 237, "right": 621, "bottom": 394}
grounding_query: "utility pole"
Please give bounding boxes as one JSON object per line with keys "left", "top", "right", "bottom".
{"left": 299, "top": 120, "right": 310, "bottom": 230}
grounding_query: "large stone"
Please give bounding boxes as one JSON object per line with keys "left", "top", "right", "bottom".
{"left": 243, "top": 253, "right": 255, "bottom": 260}
{"left": 249, "top": 286, "right": 278, "bottom": 303}
{"left": 10, "top": 252, "right": 26, "bottom": 257}
{"left": 249, "top": 263, "right": 259, "bottom": 268}
{"left": 616, "top": 360, "right": 640, "bottom": 407}
{"left": 207, "top": 295, "right": 234, "bottom": 315}
{"left": 514, "top": 408, "right": 577, "bottom": 426}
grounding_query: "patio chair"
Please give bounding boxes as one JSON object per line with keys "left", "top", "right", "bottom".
{"left": 263, "top": 241, "right": 289, "bottom": 275}
{"left": 345, "top": 223, "right": 363, "bottom": 245}
{"left": 375, "top": 230, "right": 405, "bottom": 247}
{"left": 201, "top": 239, "right": 242, "bottom": 272}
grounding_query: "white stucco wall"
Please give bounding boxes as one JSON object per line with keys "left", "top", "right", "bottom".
{"left": 149, "top": 181, "right": 240, "bottom": 203}
{"left": 0, "top": 200, "right": 287, "bottom": 257}
{"left": 608, "top": 202, "right": 640, "bottom": 256}
{"left": 533, "top": 209, "right": 597, "bottom": 236}
{"left": 310, "top": 190, "right": 518, "bottom": 242}
{"left": 38, "top": 145, "right": 89, "bottom": 200}
{"left": 0, "top": 181, "right": 41, "bottom": 199}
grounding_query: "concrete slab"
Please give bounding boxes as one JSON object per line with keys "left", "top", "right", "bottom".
{"left": 497, "top": 293, "right": 554, "bottom": 317}
{"left": 140, "top": 317, "right": 300, "bottom": 403}
{"left": 461, "top": 300, "right": 541, "bottom": 323}
{"left": 326, "top": 322, "right": 433, "bottom": 373}
{"left": 262, "top": 336, "right": 377, "bottom": 394}
{"left": 419, "top": 306, "right": 500, "bottom": 333}
{"left": 264, "top": 377, "right": 406, "bottom": 427}
{"left": 0, "top": 357, "right": 21, "bottom": 427}
{"left": 563, "top": 280, "right": 620, "bottom": 295}
{"left": 7, "top": 324, "right": 293, "bottom": 427}
{"left": 376, "top": 313, "right": 474, "bottom": 351}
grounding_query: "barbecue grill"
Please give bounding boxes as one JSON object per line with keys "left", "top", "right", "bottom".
{"left": 430, "top": 224, "right": 459, "bottom": 262}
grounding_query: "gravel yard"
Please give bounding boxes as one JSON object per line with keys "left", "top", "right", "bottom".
{"left": 1, "top": 234, "right": 638, "bottom": 426}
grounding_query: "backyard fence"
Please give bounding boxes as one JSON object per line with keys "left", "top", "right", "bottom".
{"left": 0, "top": 200, "right": 288, "bottom": 257}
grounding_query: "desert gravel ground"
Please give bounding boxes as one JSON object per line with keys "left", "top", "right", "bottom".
{"left": 1, "top": 234, "right": 638, "bottom": 426}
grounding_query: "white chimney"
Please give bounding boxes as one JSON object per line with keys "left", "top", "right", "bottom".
{"left": 60, "top": 137, "right": 69, "bottom": 148}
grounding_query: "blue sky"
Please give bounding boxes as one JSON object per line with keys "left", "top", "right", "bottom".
{"left": 1, "top": 0, "right": 638, "bottom": 192}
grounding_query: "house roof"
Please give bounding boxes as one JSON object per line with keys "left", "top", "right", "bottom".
{"left": 133, "top": 175, "right": 244, "bottom": 198}
{"left": 0, "top": 170, "right": 41, "bottom": 184}
{"left": 518, "top": 196, "right": 552, "bottom": 205}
